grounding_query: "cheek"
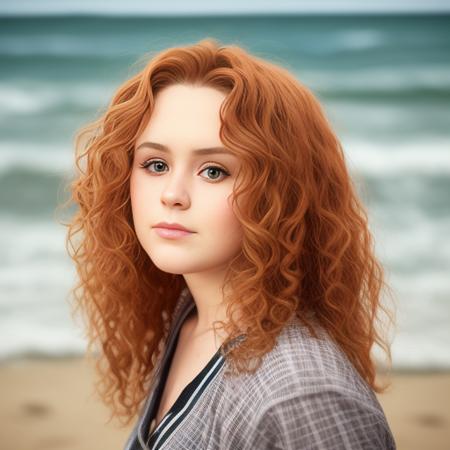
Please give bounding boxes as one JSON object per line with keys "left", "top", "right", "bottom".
{"left": 130, "top": 172, "right": 153, "bottom": 224}
{"left": 209, "top": 194, "right": 242, "bottom": 237}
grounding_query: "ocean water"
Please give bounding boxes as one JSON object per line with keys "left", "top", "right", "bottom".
{"left": 0, "top": 13, "right": 449, "bottom": 369}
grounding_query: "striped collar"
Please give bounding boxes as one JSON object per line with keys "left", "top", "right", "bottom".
{"left": 133, "top": 289, "right": 246, "bottom": 450}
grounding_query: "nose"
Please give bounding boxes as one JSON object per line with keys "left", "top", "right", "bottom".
{"left": 160, "top": 173, "right": 191, "bottom": 209}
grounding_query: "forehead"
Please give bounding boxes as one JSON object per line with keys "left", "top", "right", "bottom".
{"left": 136, "top": 84, "right": 229, "bottom": 152}
{"left": 149, "top": 84, "right": 226, "bottom": 126}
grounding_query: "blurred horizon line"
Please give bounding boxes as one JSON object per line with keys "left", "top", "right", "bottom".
{"left": 1, "top": 10, "right": 450, "bottom": 18}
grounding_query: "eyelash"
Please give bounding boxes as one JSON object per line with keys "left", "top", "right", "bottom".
{"left": 139, "top": 159, "right": 230, "bottom": 182}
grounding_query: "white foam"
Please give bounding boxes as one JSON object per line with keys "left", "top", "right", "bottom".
{"left": 0, "top": 142, "right": 75, "bottom": 174}
{"left": 342, "top": 138, "right": 450, "bottom": 176}
{"left": 0, "top": 81, "right": 113, "bottom": 114}
{"left": 300, "top": 66, "right": 450, "bottom": 91}
{"left": 0, "top": 319, "right": 87, "bottom": 360}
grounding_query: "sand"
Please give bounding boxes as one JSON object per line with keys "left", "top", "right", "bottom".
{"left": 0, "top": 357, "right": 449, "bottom": 450}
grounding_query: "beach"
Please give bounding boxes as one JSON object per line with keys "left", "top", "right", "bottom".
{"left": 0, "top": 357, "right": 449, "bottom": 450}
{"left": 1, "top": 10, "right": 449, "bottom": 450}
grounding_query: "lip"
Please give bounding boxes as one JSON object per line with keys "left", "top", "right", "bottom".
{"left": 153, "top": 227, "right": 194, "bottom": 239}
{"left": 153, "top": 222, "right": 194, "bottom": 232}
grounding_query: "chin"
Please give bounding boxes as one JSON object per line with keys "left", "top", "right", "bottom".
{"left": 150, "top": 259, "right": 196, "bottom": 275}
{"left": 150, "top": 257, "right": 222, "bottom": 276}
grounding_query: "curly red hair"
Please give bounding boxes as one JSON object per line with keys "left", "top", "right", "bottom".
{"left": 61, "top": 38, "right": 396, "bottom": 426}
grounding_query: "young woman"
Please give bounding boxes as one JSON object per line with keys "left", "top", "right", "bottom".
{"left": 64, "top": 38, "right": 397, "bottom": 449}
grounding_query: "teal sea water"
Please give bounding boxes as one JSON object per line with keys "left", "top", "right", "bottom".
{"left": 0, "top": 13, "right": 449, "bottom": 369}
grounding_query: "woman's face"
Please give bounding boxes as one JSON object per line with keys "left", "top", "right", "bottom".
{"left": 130, "top": 83, "right": 243, "bottom": 276}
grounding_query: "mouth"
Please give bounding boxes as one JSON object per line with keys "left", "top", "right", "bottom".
{"left": 153, "top": 222, "right": 194, "bottom": 232}
{"left": 153, "top": 227, "right": 195, "bottom": 239}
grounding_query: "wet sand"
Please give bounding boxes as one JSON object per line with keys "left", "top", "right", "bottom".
{"left": 0, "top": 357, "right": 449, "bottom": 450}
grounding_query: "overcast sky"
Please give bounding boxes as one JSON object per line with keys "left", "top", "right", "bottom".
{"left": 1, "top": 0, "right": 449, "bottom": 15}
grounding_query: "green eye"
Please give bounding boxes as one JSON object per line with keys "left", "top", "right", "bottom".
{"left": 200, "top": 166, "right": 229, "bottom": 181}
{"left": 139, "top": 160, "right": 230, "bottom": 182}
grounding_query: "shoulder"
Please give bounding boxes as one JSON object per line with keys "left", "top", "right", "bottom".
{"left": 253, "top": 385, "right": 396, "bottom": 449}
{"left": 227, "top": 317, "right": 375, "bottom": 404}
{"left": 218, "top": 318, "right": 396, "bottom": 449}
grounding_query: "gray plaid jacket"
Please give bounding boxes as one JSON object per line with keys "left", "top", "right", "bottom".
{"left": 124, "top": 288, "right": 396, "bottom": 449}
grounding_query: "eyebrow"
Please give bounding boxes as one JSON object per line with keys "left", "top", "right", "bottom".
{"left": 135, "top": 141, "right": 232, "bottom": 156}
